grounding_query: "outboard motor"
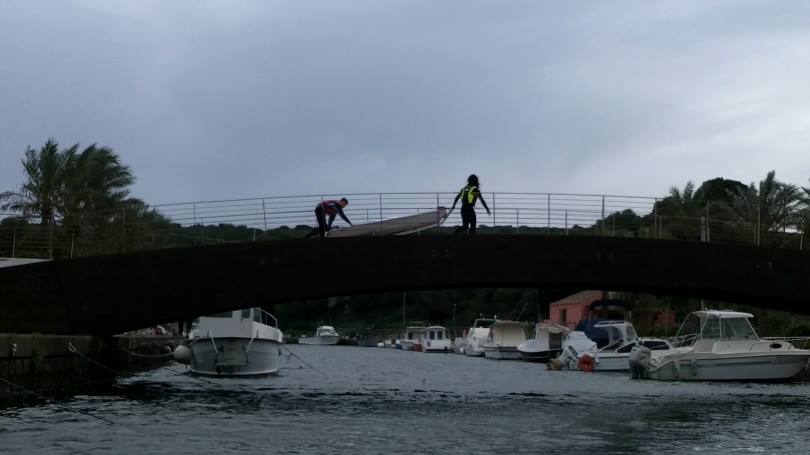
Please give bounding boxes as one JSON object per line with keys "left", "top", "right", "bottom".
{"left": 173, "top": 344, "right": 192, "bottom": 365}
{"left": 628, "top": 346, "right": 651, "bottom": 379}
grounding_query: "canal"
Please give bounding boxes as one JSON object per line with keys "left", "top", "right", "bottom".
{"left": 2, "top": 345, "right": 809, "bottom": 454}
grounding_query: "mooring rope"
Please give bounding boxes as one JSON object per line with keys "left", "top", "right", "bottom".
{"left": 0, "top": 375, "right": 115, "bottom": 425}
{"left": 280, "top": 345, "right": 328, "bottom": 378}
{"left": 67, "top": 342, "right": 123, "bottom": 377}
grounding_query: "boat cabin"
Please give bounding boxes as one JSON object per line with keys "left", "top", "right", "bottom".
{"left": 674, "top": 310, "right": 758, "bottom": 346}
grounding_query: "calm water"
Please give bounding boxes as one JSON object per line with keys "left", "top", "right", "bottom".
{"left": 2, "top": 345, "right": 810, "bottom": 454}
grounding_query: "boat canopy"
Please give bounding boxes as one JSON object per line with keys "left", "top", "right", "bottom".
{"left": 536, "top": 321, "right": 569, "bottom": 334}
{"left": 693, "top": 310, "right": 755, "bottom": 319}
{"left": 675, "top": 311, "right": 759, "bottom": 341}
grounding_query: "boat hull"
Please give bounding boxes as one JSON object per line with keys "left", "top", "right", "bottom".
{"left": 483, "top": 346, "right": 521, "bottom": 360}
{"left": 591, "top": 353, "right": 631, "bottom": 372}
{"left": 298, "top": 335, "right": 340, "bottom": 345}
{"left": 649, "top": 352, "right": 810, "bottom": 381}
{"left": 518, "top": 348, "right": 561, "bottom": 363}
{"left": 189, "top": 337, "right": 281, "bottom": 376}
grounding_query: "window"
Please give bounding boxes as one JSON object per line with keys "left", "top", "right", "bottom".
{"left": 241, "top": 308, "right": 252, "bottom": 319}
{"left": 437, "top": 331, "right": 443, "bottom": 340}
{"left": 720, "top": 318, "right": 757, "bottom": 340}
{"left": 560, "top": 309, "right": 568, "bottom": 325}
{"left": 206, "top": 312, "right": 233, "bottom": 318}
{"left": 701, "top": 316, "right": 721, "bottom": 339}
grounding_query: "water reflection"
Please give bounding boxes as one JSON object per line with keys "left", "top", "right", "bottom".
{"left": 2, "top": 345, "right": 810, "bottom": 454}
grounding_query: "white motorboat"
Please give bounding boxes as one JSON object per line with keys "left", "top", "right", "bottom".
{"left": 554, "top": 320, "right": 671, "bottom": 372}
{"left": 173, "top": 307, "right": 283, "bottom": 376}
{"left": 299, "top": 325, "right": 340, "bottom": 345}
{"left": 517, "top": 321, "right": 568, "bottom": 363}
{"left": 483, "top": 320, "right": 528, "bottom": 360}
{"left": 629, "top": 310, "right": 810, "bottom": 381}
{"left": 400, "top": 322, "right": 427, "bottom": 351}
{"left": 423, "top": 325, "right": 453, "bottom": 353}
{"left": 462, "top": 318, "right": 495, "bottom": 357}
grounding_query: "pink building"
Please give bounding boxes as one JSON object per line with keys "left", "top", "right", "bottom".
{"left": 549, "top": 290, "right": 607, "bottom": 329}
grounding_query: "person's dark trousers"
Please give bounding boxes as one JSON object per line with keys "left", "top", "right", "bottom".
{"left": 305, "top": 205, "right": 328, "bottom": 238}
{"left": 454, "top": 207, "right": 477, "bottom": 234}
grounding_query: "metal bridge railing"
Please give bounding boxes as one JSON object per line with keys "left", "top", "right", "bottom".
{"left": 0, "top": 191, "right": 807, "bottom": 259}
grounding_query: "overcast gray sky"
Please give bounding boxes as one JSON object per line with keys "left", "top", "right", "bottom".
{"left": 1, "top": 1, "right": 809, "bottom": 204}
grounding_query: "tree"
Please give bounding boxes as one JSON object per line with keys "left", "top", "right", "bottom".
{"left": 0, "top": 139, "right": 68, "bottom": 226}
{"left": 0, "top": 139, "right": 70, "bottom": 257}
{"left": 658, "top": 181, "right": 702, "bottom": 218}
{"left": 725, "top": 171, "right": 801, "bottom": 244}
{"left": 729, "top": 170, "right": 800, "bottom": 228}
{"left": 1, "top": 139, "right": 137, "bottom": 257}
{"left": 61, "top": 144, "right": 136, "bottom": 230}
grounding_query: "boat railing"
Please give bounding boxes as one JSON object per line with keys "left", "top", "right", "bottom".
{"left": 257, "top": 309, "right": 278, "bottom": 327}
{"left": 760, "top": 337, "right": 810, "bottom": 350}
{"left": 667, "top": 333, "right": 700, "bottom": 348}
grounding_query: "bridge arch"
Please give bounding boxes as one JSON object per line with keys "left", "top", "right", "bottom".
{"left": 1, "top": 235, "right": 808, "bottom": 335}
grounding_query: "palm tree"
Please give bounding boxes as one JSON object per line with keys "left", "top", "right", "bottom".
{"left": 659, "top": 181, "right": 703, "bottom": 217}
{"left": 61, "top": 144, "right": 135, "bottom": 230}
{"left": 726, "top": 171, "right": 801, "bottom": 245}
{"left": 0, "top": 139, "right": 71, "bottom": 257}
{"left": 1, "top": 139, "right": 137, "bottom": 257}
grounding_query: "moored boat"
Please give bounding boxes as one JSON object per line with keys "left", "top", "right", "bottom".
{"left": 462, "top": 318, "right": 495, "bottom": 357}
{"left": 173, "top": 307, "right": 283, "bottom": 376}
{"left": 423, "top": 325, "right": 453, "bottom": 352}
{"left": 400, "top": 322, "right": 427, "bottom": 351}
{"left": 518, "top": 321, "right": 568, "bottom": 363}
{"left": 483, "top": 320, "right": 528, "bottom": 360}
{"left": 630, "top": 310, "right": 810, "bottom": 381}
{"left": 299, "top": 326, "right": 341, "bottom": 345}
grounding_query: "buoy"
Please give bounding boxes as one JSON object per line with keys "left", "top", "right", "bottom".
{"left": 173, "top": 345, "right": 192, "bottom": 364}
{"left": 577, "top": 354, "right": 595, "bottom": 372}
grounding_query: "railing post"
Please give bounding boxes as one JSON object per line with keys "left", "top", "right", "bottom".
{"left": 193, "top": 202, "right": 197, "bottom": 225}
{"left": 492, "top": 192, "right": 496, "bottom": 227}
{"left": 516, "top": 208, "right": 519, "bottom": 227}
{"left": 600, "top": 195, "right": 605, "bottom": 236}
{"left": 436, "top": 192, "right": 440, "bottom": 227}
{"left": 653, "top": 199, "right": 658, "bottom": 239}
{"left": 11, "top": 230, "right": 16, "bottom": 258}
{"left": 565, "top": 210, "right": 568, "bottom": 235}
{"left": 262, "top": 199, "right": 268, "bottom": 233}
{"left": 547, "top": 194, "right": 551, "bottom": 229}
{"left": 379, "top": 193, "right": 383, "bottom": 232}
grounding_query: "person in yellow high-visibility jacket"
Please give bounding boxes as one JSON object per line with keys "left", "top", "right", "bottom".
{"left": 449, "top": 174, "right": 490, "bottom": 234}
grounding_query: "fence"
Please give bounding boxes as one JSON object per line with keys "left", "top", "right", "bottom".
{"left": 0, "top": 192, "right": 807, "bottom": 259}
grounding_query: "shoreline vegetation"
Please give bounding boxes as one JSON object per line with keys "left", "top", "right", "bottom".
{"left": 3, "top": 139, "right": 810, "bottom": 337}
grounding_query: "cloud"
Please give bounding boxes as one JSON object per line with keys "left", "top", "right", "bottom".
{"left": 1, "top": 0, "right": 809, "bottom": 206}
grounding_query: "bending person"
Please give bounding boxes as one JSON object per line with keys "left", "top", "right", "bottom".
{"left": 306, "top": 198, "right": 352, "bottom": 238}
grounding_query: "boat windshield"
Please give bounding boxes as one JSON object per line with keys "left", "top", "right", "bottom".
{"left": 673, "top": 313, "right": 702, "bottom": 346}
{"left": 676, "top": 313, "right": 759, "bottom": 342}
{"left": 719, "top": 317, "right": 758, "bottom": 340}
{"left": 205, "top": 311, "right": 234, "bottom": 318}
